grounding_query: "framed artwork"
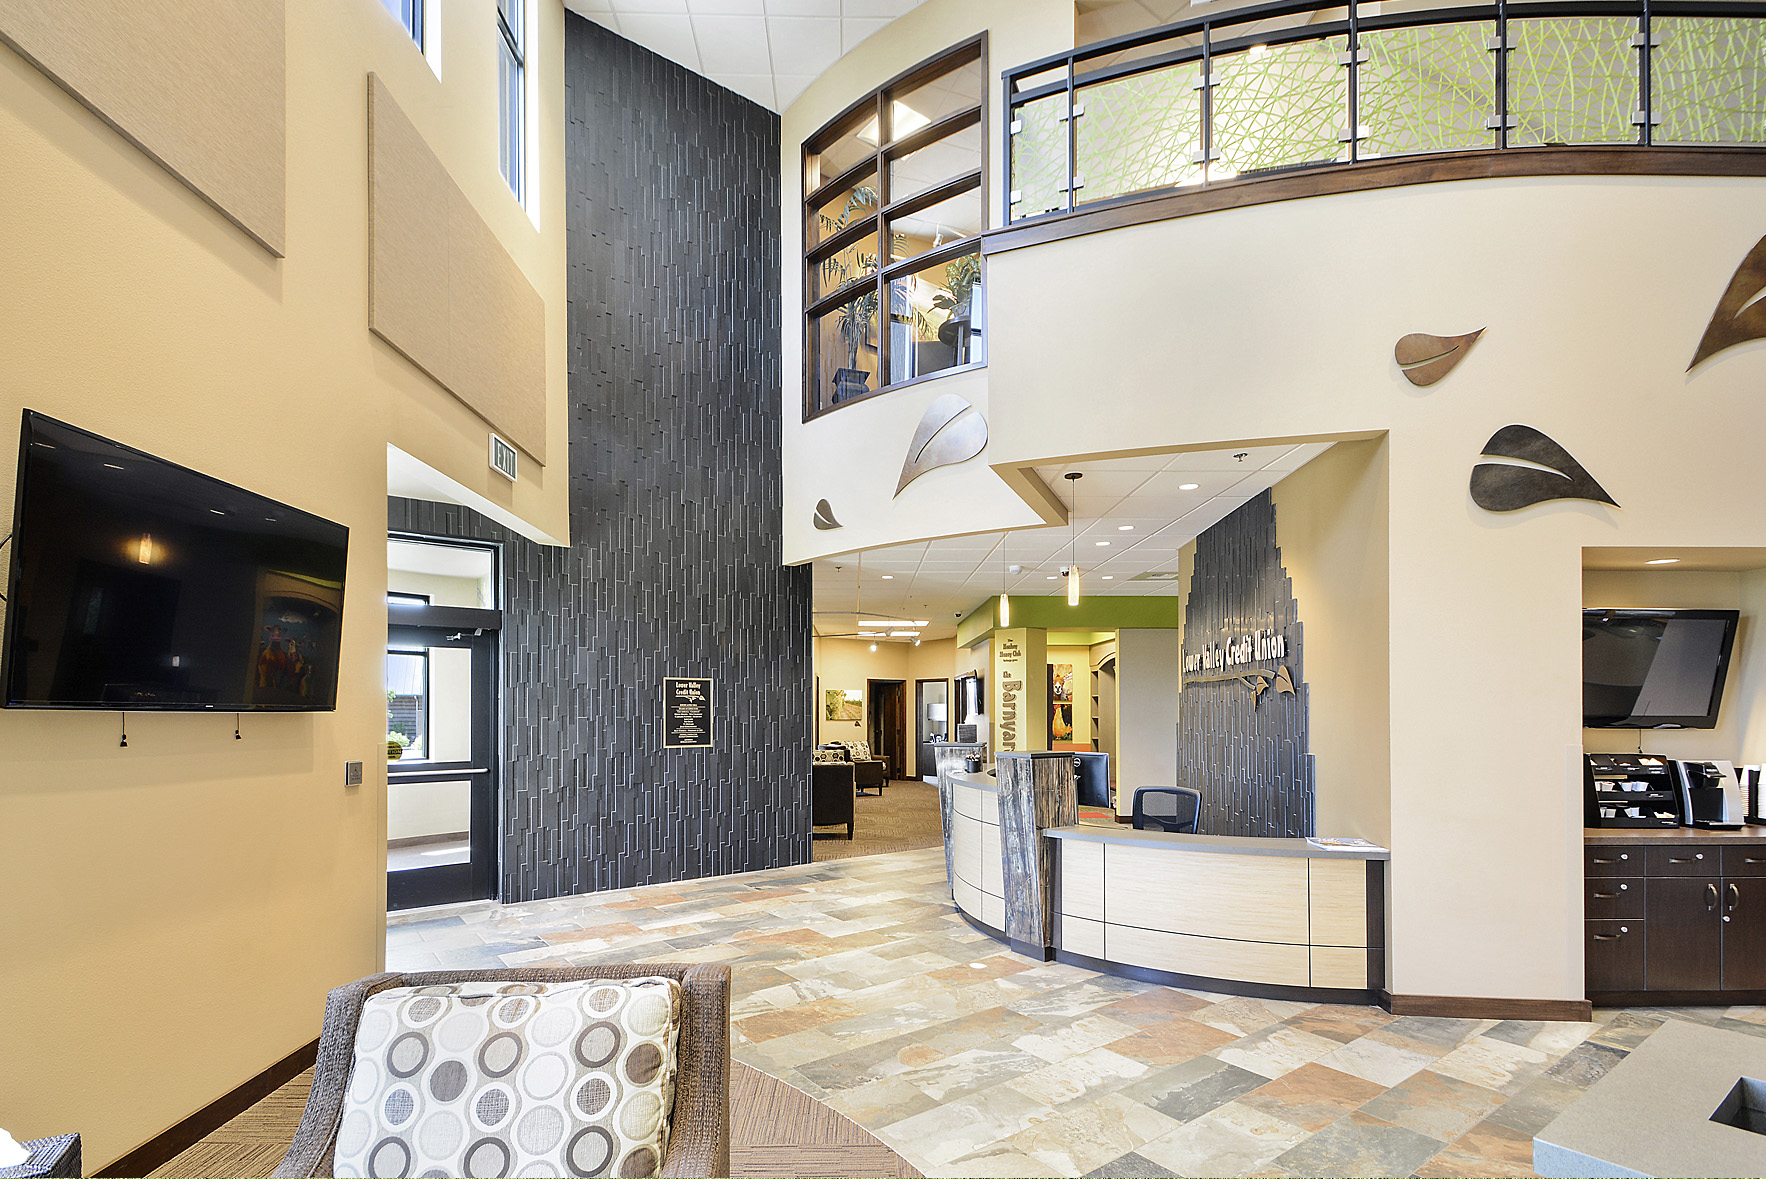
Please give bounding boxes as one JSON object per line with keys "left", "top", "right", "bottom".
{"left": 1051, "top": 702, "right": 1074, "bottom": 742}
{"left": 1052, "top": 663, "right": 1075, "bottom": 702}
{"left": 824, "top": 688, "right": 862, "bottom": 722}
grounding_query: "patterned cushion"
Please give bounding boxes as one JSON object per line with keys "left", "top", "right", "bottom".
{"left": 333, "top": 977, "right": 682, "bottom": 1179}
{"left": 812, "top": 748, "right": 845, "bottom": 764}
{"left": 841, "top": 740, "right": 873, "bottom": 762}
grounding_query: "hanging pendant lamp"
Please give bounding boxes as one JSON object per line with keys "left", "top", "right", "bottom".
{"left": 1064, "top": 472, "right": 1083, "bottom": 606}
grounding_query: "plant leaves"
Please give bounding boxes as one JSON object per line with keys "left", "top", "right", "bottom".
{"left": 1395, "top": 329, "right": 1484, "bottom": 387}
{"left": 1690, "top": 233, "right": 1766, "bottom": 370}
{"left": 895, "top": 394, "right": 988, "bottom": 496}
{"left": 1470, "top": 424, "right": 1618, "bottom": 512}
{"left": 812, "top": 499, "right": 842, "bottom": 530}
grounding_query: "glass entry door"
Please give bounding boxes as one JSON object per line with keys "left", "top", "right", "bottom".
{"left": 386, "top": 622, "right": 496, "bottom": 910}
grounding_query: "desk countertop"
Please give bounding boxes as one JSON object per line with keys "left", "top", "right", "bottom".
{"left": 1043, "top": 825, "right": 1390, "bottom": 860}
{"left": 946, "top": 770, "right": 998, "bottom": 792}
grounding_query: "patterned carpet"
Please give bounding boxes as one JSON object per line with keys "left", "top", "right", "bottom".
{"left": 814, "top": 779, "right": 944, "bottom": 862}
{"left": 384, "top": 847, "right": 1766, "bottom": 1177}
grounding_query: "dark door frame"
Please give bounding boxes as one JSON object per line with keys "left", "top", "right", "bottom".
{"left": 867, "top": 677, "right": 907, "bottom": 782}
{"left": 914, "top": 677, "right": 950, "bottom": 780}
{"left": 385, "top": 531, "right": 504, "bottom": 911}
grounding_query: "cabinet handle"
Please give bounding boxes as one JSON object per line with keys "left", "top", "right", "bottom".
{"left": 1708, "top": 884, "right": 1720, "bottom": 911}
{"left": 1671, "top": 854, "right": 1706, "bottom": 863}
{"left": 1730, "top": 883, "right": 1741, "bottom": 913}
{"left": 1593, "top": 927, "right": 1629, "bottom": 940}
{"left": 1594, "top": 891, "right": 1619, "bottom": 899}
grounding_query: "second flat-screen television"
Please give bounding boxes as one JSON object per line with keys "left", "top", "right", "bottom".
{"left": 2, "top": 411, "right": 349, "bottom": 710}
{"left": 1583, "top": 608, "right": 1739, "bottom": 729}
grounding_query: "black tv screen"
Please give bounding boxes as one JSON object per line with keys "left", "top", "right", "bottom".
{"left": 2, "top": 411, "right": 348, "bottom": 710}
{"left": 1583, "top": 608, "right": 1738, "bottom": 729}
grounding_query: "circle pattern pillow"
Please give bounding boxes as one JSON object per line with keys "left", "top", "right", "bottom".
{"left": 332, "top": 977, "right": 682, "bottom": 1178}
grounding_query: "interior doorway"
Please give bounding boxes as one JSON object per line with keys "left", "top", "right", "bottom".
{"left": 867, "top": 678, "right": 907, "bottom": 781}
{"left": 914, "top": 678, "right": 949, "bottom": 782}
{"left": 386, "top": 536, "right": 502, "bottom": 911}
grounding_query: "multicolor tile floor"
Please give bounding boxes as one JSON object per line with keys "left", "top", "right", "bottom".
{"left": 386, "top": 847, "right": 1766, "bottom": 1178}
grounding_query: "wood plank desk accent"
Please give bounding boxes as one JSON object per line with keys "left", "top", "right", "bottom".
{"left": 1047, "top": 827, "right": 1387, "bottom": 1000}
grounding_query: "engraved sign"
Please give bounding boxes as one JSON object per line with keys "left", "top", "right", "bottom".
{"left": 663, "top": 677, "right": 714, "bottom": 749}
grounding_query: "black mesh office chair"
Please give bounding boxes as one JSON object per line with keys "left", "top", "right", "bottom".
{"left": 1132, "top": 787, "right": 1201, "bottom": 833}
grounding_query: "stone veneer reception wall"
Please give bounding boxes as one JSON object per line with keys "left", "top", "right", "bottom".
{"left": 390, "top": 15, "right": 809, "bottom": 900}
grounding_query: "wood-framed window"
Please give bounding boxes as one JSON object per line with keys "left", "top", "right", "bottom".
{"left": 803, "top": 35, "right": 987, "bottom": 422}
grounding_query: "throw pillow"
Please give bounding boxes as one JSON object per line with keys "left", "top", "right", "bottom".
{"left": 333, "top": 977, "right": 681, "bottom": 1178}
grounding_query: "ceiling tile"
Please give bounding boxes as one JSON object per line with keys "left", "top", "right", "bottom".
{"left": 1161, "top": 445, "right": 1292, "bottom": 472}
{"left": 687, "top": 0, "right": 765, "bottom": 13}
{"left": 843, "top": 0, "right": 922, "bottom": 15}
{"left": 764, "top": 0, "right": 839, "bottom": 13}
{"left": 694, "top": 14, "right": 773, "bottom": 73}
{"left": 615, "top": 13, "right": 702, "bottom": 69}
{"left": 1134, "top": 469, "right": 1247, "bottom": 499}
{"left": 773, "top": 74, "right": 818, "bottom": 108}
{"left": 767, "top": 15, "right": 843, "bottom": 65}
{"left": 705, "top": 72, "right": 777, "bottom": 106}
{"left": 842, "top": 16, "right": 893, "bottom": 53}
{"left": 1265, "top": 441, "right": 1334, "bottom": 471}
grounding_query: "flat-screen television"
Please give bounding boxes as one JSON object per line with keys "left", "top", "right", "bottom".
{"left": 2, "top": 411, "right": 348, "bottom": 710}
{"left": 1583, "top": 608, "right": 1739, "bottom": 729}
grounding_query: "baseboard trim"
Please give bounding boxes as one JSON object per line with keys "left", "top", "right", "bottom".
{"left": 98, "top": 1037, "right": 318, "bottom": 1177}
{"left": 1382, "top": 991, "right": 1594, "bottom": 1021}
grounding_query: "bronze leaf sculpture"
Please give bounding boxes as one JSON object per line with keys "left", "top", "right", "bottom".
{"left": 1690, "top": 233, "right": 1766, "bottom": 370}
{"left": 1470, "top": 424, "right": 1617, "bottom": 512}
{"left": 1395, "top": 329, "right": 1484, "bottom": 386}
{"left": 895, "top": 393, "right": 988, "bottom": 496}
{"left": 812, "top": 499, "right": 842, "bottom": 530}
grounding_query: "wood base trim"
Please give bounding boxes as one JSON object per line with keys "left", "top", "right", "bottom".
{"left": 985, "top": 146, "right": 1766, "bottom": 256}
{"left": 98, "top": 1038, "right": 319, "bottom": 1178}
{"left": 1058, "top": 949, "right": 1377, "bottom": 1006}
{"left": 1381, "top": 992, "right": 1594, "bottom": 1021}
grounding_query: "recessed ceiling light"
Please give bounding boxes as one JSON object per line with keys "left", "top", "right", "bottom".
{"left": 1102, "top": 575, "right": 1114, "bottom": 580}
{"left": 1645, "top": 558, "right": 1680, "bottom": 565}
{"left": 1046, "top": 575, "right": 1058, "bottom": 580}
{"left": 881, "top": 574, "right": 894, "bottom": 579}
{"left": 1117, "top": 525, "right": 1134, "bottom": 531}
{"left": 1179, "top": 483, "right": 1200, "bottom": 491}
{"left": 1095, "top": 541, "right": 1110, "bottom": 547}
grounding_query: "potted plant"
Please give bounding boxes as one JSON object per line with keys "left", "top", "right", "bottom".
{"left": 819, "top": 186, "right": 882, "bottom": 404}
{"left": 932, "top": 254, "right": 983, "bottom": 359}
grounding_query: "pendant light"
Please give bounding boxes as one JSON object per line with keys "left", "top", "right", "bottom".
{"left": 999, "top": 592, "right": 1010, "bottom": 627}
{"left": 1064, "top": 472, "right": 1083, "bottom": 606}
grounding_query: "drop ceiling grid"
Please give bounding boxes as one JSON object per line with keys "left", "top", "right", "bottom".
{"left": 564, "top": 0, "right": 931, "bottom": 111}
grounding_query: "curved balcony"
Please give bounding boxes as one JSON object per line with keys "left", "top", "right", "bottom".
{"left": 997, "top": 0, "right": 1765, "bottom": 248}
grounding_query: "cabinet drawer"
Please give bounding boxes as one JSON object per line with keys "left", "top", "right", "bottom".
{"left": 1723, "top": 846, "right": 1766, "bottom": 878}
{"left": 1585, "top": 876, "right": 1645, "bottom": 920}
{"left": 1647, "top": 845, "right": 1721, "bottom": 877}
{"left": 1585, "top": 920, "right": 1646, "bottom": 992}
{"left": 1585, "top": 846, "right": 1644, "bottom": 877}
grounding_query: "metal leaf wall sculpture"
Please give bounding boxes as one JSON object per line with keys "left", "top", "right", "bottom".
{"left": 1690, "top": 233, "right": 1766, "bottom": 370}
{"left": 812, "top": 499, "right": 842, "bottom": 530}
{"left": 895, "top": 393, "right": 988, "bottom": 496}
{"left": 1395, "top": 329, "right": 1484, "bottom": 386}
{"left": 1470, "top": 424, "right": 1618, "bottom": 512}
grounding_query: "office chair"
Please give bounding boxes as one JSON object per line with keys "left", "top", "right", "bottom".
{"left": 1132, "top": 786, "right": 1201, "bottom": 833}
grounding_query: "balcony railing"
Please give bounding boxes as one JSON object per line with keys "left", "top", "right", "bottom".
{"left": 1005, "top": 0, "right": 1766, "bottom": 222}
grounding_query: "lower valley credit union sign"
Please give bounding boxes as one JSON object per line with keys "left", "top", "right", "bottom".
{"left": 663, "top": 677, "right": 714, "bottom": 748}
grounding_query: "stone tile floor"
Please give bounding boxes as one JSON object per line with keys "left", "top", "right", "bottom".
{"left": 386, "top": 848, "right": 1766, "bottom": 1178}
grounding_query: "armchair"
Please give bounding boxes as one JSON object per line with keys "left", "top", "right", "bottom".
{"left": 813, "top": 762, "right": 856, "bottom": 838}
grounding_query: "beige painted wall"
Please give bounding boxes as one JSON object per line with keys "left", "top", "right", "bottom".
{"left": 1116, "top": 628, "right": 1182, "bottom": 811}
{"left": 812, "top": 636, "right": 960, "bottom": 775}
{"left": 1581, "top": 568, "right": 1763, "bottom": 765}
{"left": 780, "top": 0, "right": 1076, "bottom": 564}
{"left": 0, "top": 0, "right": 567, "bottom": 1164}
{"left": 1270, "top": 438, "right": 1392, "bottom": 846}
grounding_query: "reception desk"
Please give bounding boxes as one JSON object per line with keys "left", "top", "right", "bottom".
{"left": 940, "top": 751, "right": 1388, "bottom": 1003}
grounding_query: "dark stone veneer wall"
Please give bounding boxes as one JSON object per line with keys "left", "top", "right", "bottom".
{"left": 390, "top": 15, "right": 810, "bottom": 902}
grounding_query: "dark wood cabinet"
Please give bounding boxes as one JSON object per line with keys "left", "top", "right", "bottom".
{"left": 1587, "top": 835, "right": 1766, "bottom": 1002}
{"left": 1644, "top": 876, "right": 1722, "bottom": 990}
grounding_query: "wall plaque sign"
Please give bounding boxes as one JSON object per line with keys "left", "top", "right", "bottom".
{"left": 663, "top": 677, "right": 714, "bottom": 748}
{"left": 996, "top": 635, "right": 1026, "bottom": 751}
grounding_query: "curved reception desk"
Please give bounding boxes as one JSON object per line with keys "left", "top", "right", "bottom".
{"left": 939, "top": 750, "right": 1388, "bottom": 1004}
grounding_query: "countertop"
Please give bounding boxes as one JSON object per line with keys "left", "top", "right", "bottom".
{"left": 946, "top": 769, "right": 998, "bottom": 792}
{"left": 1043, "top": 825, "right": 1390, "bottom": 860}
{"left": 1585, "top": 826, "right": 1766, "bottom": 844}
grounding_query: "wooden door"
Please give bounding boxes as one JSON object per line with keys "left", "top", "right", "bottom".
{"left": 1646, "top": 875, "right": 1723, "bottom": 991}
{"left": 868, "top": 679, "right": 906, "bottom": 780}
{"left": 1723, "top": 877, "right": 1766, "bottom": 990}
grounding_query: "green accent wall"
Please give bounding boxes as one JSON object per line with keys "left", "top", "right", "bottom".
{"left": 957, "top": 595, "right": 1180, "bottom": 646}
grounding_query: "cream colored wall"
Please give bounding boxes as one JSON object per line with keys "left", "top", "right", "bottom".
{"left": 388, "top": 570, "right": 488, "bottom": 608}
{"left": 781, "top": 0, "right": 1075, "bottom": 564}
{"left": 1270, "top": 438, "right": 1392, "bottom": 846}
{"left": 991, "top": 627, "right": 1050, "bottom": 753}
{"left": 1116, "top": 628, "right": 1181, "bottom": 810}
{"left": 1581, "top": 569, "right": 1761, "bottom": 764}
{"left": 813, "top": 637, "right": 897, "bottom": 744}
{"left": 0, "top": 0, "right": 567, "bottom": 1164}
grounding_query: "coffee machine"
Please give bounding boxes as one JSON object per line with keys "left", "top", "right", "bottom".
{"left": 1671, "top": 759, "right": 1746, "bottom": 829}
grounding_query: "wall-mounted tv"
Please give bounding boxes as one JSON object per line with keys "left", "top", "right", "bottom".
{"left": 2, "top": 411, "right": 349, "bottom": 711}
{"left": 1583, "top": 608, "right": 1739, "bottom": 729}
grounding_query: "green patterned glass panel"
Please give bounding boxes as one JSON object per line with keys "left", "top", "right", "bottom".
{"left": 1654, "top": 18, "right": 1766, "bottom": 145}
{"left": 1010, "top": 92, "right": 1070, "bottom": 220}
{"left": 1075, "top": 64, "right": 1204, "bottom": 204}
{"left": 1358, "top": 23, "right": 1496, "bottom": 157}
{"left": 1211, "top": 38, "right": 1348, "bottom": 177}
{"left": 1509, "top": 18, "right": 1638, "bottom": 146}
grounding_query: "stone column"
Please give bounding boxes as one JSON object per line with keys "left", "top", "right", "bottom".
{"left": 995, "top": 750, "right": 1077, "bottom": 957}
